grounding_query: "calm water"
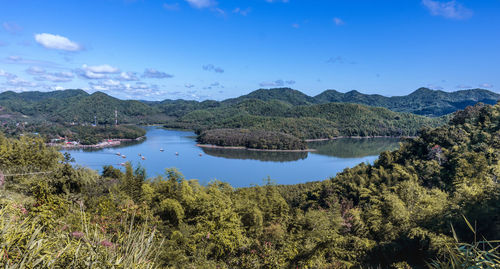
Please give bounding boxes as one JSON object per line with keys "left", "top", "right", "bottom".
{"left": 62, "top": 127, "right": 400, "bottom": 187}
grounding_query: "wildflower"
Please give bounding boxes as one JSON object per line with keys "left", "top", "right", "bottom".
{"left": 71, "top": 231, "right": 85, "bottom": 238}
{"left": 100, "top": 240, "right": 113, "bottom": 247}
{"left": 206, "top": 232, "right": 210, "bottom": 239}
{"left": 20, "top": 206, "right": 28, "bottom": 215}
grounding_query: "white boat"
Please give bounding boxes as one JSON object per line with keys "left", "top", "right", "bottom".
{"left": 160, "top": 148, "right": 164, "bottom": 152}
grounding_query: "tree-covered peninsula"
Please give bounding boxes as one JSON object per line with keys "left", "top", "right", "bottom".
{"left": 197, "top": 128, "right": 307, "bottom": 150}
{"left": 0, "top": 102, "right": 498, "bottom": 267}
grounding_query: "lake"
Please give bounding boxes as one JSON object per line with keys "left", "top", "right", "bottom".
{"left": 62, "top": 127, "right": 400, "bottom": 187}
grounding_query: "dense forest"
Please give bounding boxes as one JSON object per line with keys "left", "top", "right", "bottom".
{"left": 175, "top": 100, "right": 444, "bottom": 149}
{"left": 197, "top": 129, "right": 307, "bottom": 150}
{"left": 0, "top": 102, "right": 498, "bottom": 267}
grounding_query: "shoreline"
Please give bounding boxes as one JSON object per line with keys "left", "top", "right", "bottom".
{"left": 49, "top": 136, "right": 146, "bottom": 149}
{"left": 305, "top": 135, "right": 415, "bottom": 142}
{"left": 196, "top": 144, "right": 316, "bottom": 152}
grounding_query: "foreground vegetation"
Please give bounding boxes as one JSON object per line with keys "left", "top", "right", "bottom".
{"left": 0, "top": 101, "right": 499, "bottom": 267}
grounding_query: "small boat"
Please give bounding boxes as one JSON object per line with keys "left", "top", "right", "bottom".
{"left": 122, "top": 155, "right": 126, "bottom": 158}
{"left": 199, "top": 153, "right": 203, "bottom": 156}
{"left": 120, "top": 162, "right": 126, "bottom": 166}
{"left": 175, "top": 152, "right": 179, "bottom": 156}
{"left": 141, "top": 156, "right": 146, "bottom": 160}
{"left": 138, "top": 153, "right": 142, "bottom": 156}
{"left": 116, "top": 152, "right": 121, "bottom": 156}
{"left": 160, "top": 148, "right": 164, "bottom": 152}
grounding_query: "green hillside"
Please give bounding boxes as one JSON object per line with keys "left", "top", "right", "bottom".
{"left": 222, "top": 87, "right": 499, "bottom": 117}
{"left": 0, "top": 90, "right": 163, "bottom": 124}
{"left": 314, "top": 87, "right": 500, "bottom": 116}
{"left": 171, "top": 100, "right": 444, "bottom": 141}
{"left": 0, "top": 102, "right": 498, "bottom": 268}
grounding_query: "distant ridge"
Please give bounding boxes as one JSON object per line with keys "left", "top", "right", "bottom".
{"left": 0, "top": 87, "right": 498, "bottom": 120}
{"left": 230, "top": 87, "right": 500, "bottom": 117}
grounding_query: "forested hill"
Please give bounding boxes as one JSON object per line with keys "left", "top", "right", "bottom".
{"left": 0, "top": 90, "right": 164, "bottom": 124}
{"left": 230, "top": 87, "right": 500, "bottom": 117}
{"left": 177, "top": 100, "right": 444, "bottom": 140}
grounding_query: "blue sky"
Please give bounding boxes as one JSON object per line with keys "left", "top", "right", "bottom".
{"left": 0, "top": 0, "right": 499, "bottom": 100}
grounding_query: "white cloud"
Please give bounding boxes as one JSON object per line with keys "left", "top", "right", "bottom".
{"left": 26, "top": 66, "right": 46, "bottom": 75}
{"left": 82, "top": 64, "right": 120, "bottom": 74}
{"left": 233, "top": 7, "right": 251, "bottom": 16}
{"left": 88, "top": 80, "right": 164, "bottom": 99}
{"left": 102, "top": 79, "right": 121, "bottom": 87}
{"left": 6, "top": 56, "right": 23, "bottom": 62}
{"left": 78, "top": 64, "right": 120, "bottom": 79}
{"left": 34, "top": 33, "right": 83, "bottom": 51}
{"left": 0, "top": 69, "right": 16, "bottom": 79}
{"left": 479, "top": 83, "right": 493, "bottom": 88}
{"left": 118, "top": 72, "right": 139, "bottom": 81}
{"left": 81, "top": 70, "right": 107, "bottom": 79}
{"left": 56, "top": 71, "right": 74, "bottom": 78}
{"left": 422, "top": 0, "right": 473, "bottom": 19}
{"left": 34, "top": 71, "right": 74, "bottom": 82}
{"left": 333, "top": 17, "right": 344, "bottom": 26}
{"left": 142, "top": 68, "right": 173, "bottom": 79}
{"left": 213, "top": 8, "right": 226, "bottom": 16}
{"left": 3, "top": 55, "right": 60, "bottom": 67}
{"left": 185, "top": 0, "right": 216, "bottom": 8}
{"left": 185, "top": 83, "right": 195, "bottom": 88}
{"left": 202, "top": 64, "right": 224, "bottom": 73}
{"left": 6, "top": 77, "right": 37, "bottom": 87}
{"left": 259, "top": 79, "right": 295, "bottom": 87}
{"left": 427, "top": 84, "right": 444, "bottom": 90}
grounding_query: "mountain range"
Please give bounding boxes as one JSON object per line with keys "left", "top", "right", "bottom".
{"left": 0, "top": 87, "right": 498, "bottom": 125}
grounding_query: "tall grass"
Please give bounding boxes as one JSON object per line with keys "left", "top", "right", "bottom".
{"left": 0, "top": 204, "right": 163, "bottom": 268}
{"left": 429, "top": 217, "right": 500, "bottom": 268}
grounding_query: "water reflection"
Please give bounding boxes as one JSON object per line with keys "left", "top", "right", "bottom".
{"left": 310, "top": 138, "right": 400, "bottom": 158}
{"left": 199, "top": 138, "right": 400, "bottom": 162}
{"left": 201, "top": 147, "right": 308, "bottom": 162}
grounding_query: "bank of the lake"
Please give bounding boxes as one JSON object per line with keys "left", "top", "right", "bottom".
{"left": 196, "top": 143, "right": 317, "bottom": 152}
{"left": 61, "top": 127, "right": 400, "bottom": 187}
{"left": 49, "top": 136, "right": 145, "bottom": 149}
